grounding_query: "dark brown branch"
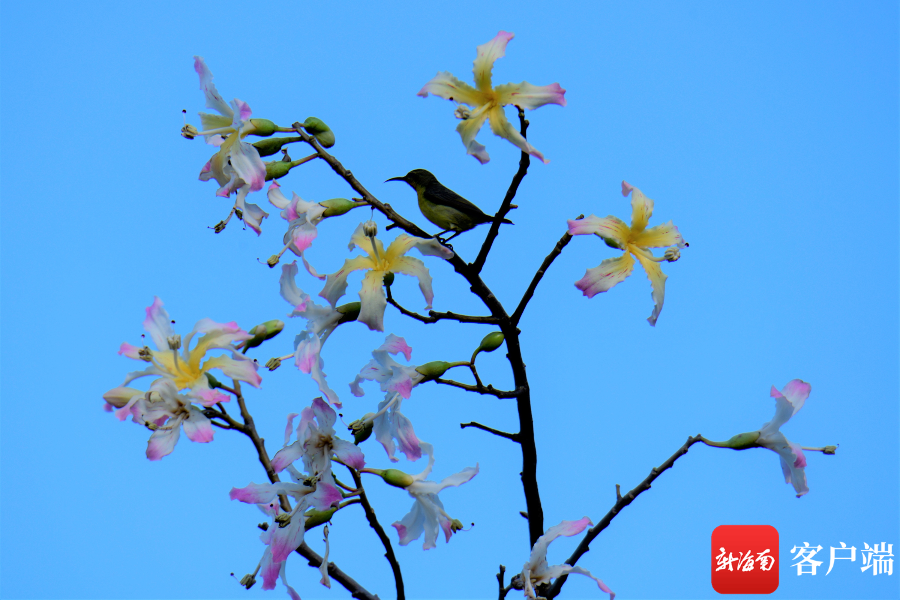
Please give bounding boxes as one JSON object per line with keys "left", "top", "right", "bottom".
{"left": 294, "top": 121, "right": 546, "bottom": 547}
{"left": 386, "top": 288, "right": 498, "bottom": 324}
{"left": 296, "top": 543, "right": 379, "bottom": 600}
{"left": 434, "top": 378, "right": 522, "bottom": 398}
{"left": 511, "top": 222, "right": 581, "bottom": 326}
{"left": 461, "top": 421, "right": 519, "bottom": 442}
{"left": 348, "top": 468, "right": 404, "bottom": 600}
{"left": 546, "top": 435, "right": 704, "bottom": 599}
{"left": 497, "top": 565, "right": 512, "bottom": 600}
{"left": 472, "top": 108, "right": 530, "bottom": 274}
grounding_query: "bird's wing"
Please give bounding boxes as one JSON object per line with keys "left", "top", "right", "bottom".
{"left": 426, "top": 184, "right": 493, "bottom": 223}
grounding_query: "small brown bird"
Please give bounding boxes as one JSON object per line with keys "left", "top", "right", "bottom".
{"left": 386, "top": 169, "right": 512, "bottom": 242}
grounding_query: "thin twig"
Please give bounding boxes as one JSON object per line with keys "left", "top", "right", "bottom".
{"left": 433, "top": 378, "right": 522, "bottom": 398}
{"left": 348, "top": 467, "right": 404, "bottom": 600}
{"left": 461, "top": 421, "right": 519, "bottom": 442}
{"left": 546, "top": 435, "right": 704, "bottom": 599}
{"left": 386, "top": 288, "right": 498, "bottom": 324}
{"left": 511, "top": 222, "right": 581, "bottom": 326}
{"left": 497, "top": 565, "right": 511, "bottom": 600}
{"left": 472, "top": 108, "right": 530, "bottom": 274}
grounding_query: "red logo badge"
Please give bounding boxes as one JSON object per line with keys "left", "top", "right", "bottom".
{"left": 711, "top": 525, "right": 779, "bottom": 594}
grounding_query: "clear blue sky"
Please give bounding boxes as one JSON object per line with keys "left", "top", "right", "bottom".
{"left": 1, "top": 2, "right": 897, "bottom": 599}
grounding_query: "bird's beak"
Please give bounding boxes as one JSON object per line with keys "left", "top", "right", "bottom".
{"left": 385, "top": 176, "right": 407, "bottom": 183}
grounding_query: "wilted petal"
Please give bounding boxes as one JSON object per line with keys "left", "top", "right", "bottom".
{"left": 574, "top": 252, "right": 635, "bottom": 298}
{"left": 357, "top": 270, "right": 388, "bottom": 332}
{"left": 417, "top": 71, "right": 482, "bottom": 106}
{"left": 455, "top": 104, "right": 491, "bottom": 164}
{"left": 488, "top": 105, "right": 546, "bottom": 163}
{"left": 473, "top": 31, "right": 514, "bottom": 91}
{"left": 279, "top": 262, "right": 308, "bottom": 308}
{"left": 494, "top": 81, "right": 567, "bottom": 109}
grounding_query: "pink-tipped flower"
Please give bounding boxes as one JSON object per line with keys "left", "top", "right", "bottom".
{"left": 757, "top": 379, "right": 813, "bottom": 497}
{"left": 418, "top": 31, "right": 566, "bottom": 164}
{"left": 568, "top": 182, "right": 687, "bottom": 326}
{"left": 389, "top": 444, "right": 478, "bottom": 550}
{"left": 320, "top": 224, "right": 453, "bottom": 332}
{"left": 520, "top": 517, "right": 614, "bottom": 600}
{"left": 115, "top": 297, "right": 260, "bottom": 407}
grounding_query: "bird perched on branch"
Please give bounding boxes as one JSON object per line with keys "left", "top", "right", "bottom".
{"left": 386, "top": 169, "right": 512, "bottom": 242}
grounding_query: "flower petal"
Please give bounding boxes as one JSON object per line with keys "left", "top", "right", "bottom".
{"left": 146, "top": 425, "right": 180, "bottom": 461}
{"left": 494, "top": 81, "right": 567, "bottom": 109}
{"left": 632, "top": 221, "right": 685, "bottom": 249}
{"left": 193, "top": 56, "right": 232, "bottom": 118}
{"left": 319, "top": 256, "right": 374, "bottom": 307}
{"left": 390, "top": 256, "right": 436, "bottom": 309}
{"left": 625, "top": 183, "right": 654, "bottom": 233}
{"left": 384, "top": 234, "right": 455, "bottom": 262}
{"left": 417, "top": 71, "right": 482, "bottom": 106}
{"left": 183, "top": 406, "right": 214, "bottom": 443}
{"left": 271, "top": 441, "right": 304, "bottom": 473}
{"left": 488, "top": 105, "right": 546, "bottom": 163}
{"left": 333, "top": 438, "right": 366, "bottom": 470}
{"left": 778, "top": 379, "right": 811, "bottom": 415}
{"left": 143, "top": 297, "right": 175, "bottom": 351}
{"left": 230, "top": 141, "right": 267, "bottom": 193}
{"left": 473, "top": 31, "right": 514, "bottom": 92}
{"left": 574, "top": 252, "right": 635, "bottom": 298}
{"left": 357, "top": 270, "right": 388, "bottom": 332}
{"left": 455, "top": 104, "right": 491, "bottom": 164}
{"left": 632, "top": 249, "right": 668, "bottom": 326}
{"left": 567, "top": 215, "right": 630, "bottom": 249}
{"left": 378, "top": 334, "right": 413, "bottom": 361}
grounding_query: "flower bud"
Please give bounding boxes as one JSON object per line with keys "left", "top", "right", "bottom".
{"left": 382, "top": 272, "right": 395, "bottom": 287}
{"left": 247, "top": 118, "right": 278, "bottom": 137}
{"left": 336, "top": 302, "right": 361, "bottom": 324}
{"left": 348, "top": 414, "right": 374, "bottom": 444}
{"left": 321, "top": 198, "right": 364, "bottom": 218}
{"left": 244, "top": 320, "right": 285, "bottom": 349}
{"left": 252, "top": 136, "right": 302, "bottom": 157}
{"left": 724, "top": 431, "right": 761, "bottom": 449}
{"left": 205, "top": 372, "right": 223, "bottom": 390}
{"left": 302, "top": 117, "right": 335, "bottom": 148}
{"left": 415, "top": 360, "right": 452, "bottom": 380}
{"left": 472, "top": 331, "right": 504, "bottom": 362}
{"left": 377, "top": 468, "right": 415, "bottom": 489}
{"left": 103, "top": 386, "right": 142, "bottom": 408}
{"left": 304, "top": 507, "right": 337, "bottom": 530}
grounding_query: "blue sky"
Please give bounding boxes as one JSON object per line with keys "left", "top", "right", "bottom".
{"left": 1, "top": 2, "right": 897, "bottom": 599}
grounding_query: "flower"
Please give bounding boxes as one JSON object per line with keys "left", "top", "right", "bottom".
{"left": 388, "top": 445, "right": 478, "bottom": 550}
{"left": 190, "top": 57, "right": 272, "bottom": 234}
{"left": 269, "top": 181, "right": 328, "bottom": 278}
{"left": 567, "top": 182, "right": 687, "bottom": 326}
{"left": 757, "top": 379, "right": 812, "bottom": 497}
{"left": 418, "top": 31, "right": 566, "bottom": 164}
{"left": 280, "top": 262, "right": 357, "bottom": 406}
{"left": 115, "top": 297, "right": 261, "bottom": 406}
{"left": 519, "top": 517, "right": 614, "bottom": 600}
{"left": 350, "top": 334, "right": 420, "bottom": 399}
{"left": 269, "top": 398, "right": 364, "bottom": 510}
{"left": 320, "top": 223, "right": 453, "bottom": 331}
{"left": 105, "top": 378, "right": 215, "bottom": 460}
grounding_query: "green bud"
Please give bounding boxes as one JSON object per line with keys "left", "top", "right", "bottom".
{"left": 336, "top": 301, "right": 361, "bottom": 324}
{"left": 415, "top": 360, "right": 452, "bottom": 380}
{"left": 244, "top": 320, "right": 285, "bottom": 349}
{"left": 252, "top": 136, "right": 302, "bottom": 157}
{"left": 205, "top": 372, "right": 223, "bottom": 390}
{"left": 378, "top": 468, "right": 414, "bottom": 489}
{"left": 348, "top": 414, "right": 374, "bottom": 444}
{"left": 265, "top": 160, "right": 294, "bottom": 181}
{"left": 320, "top": 198, "right": 364, "bottom": 218}
{"left": 248, "top": 118, "right": 278, "bottom": 137}
{"left": 382, "top": 272, "right": 395, "bottom": 287}
{"left": 724, "top": 431, "right": 761, "bottom": 450}
{"left": 302, "top": 117, "right": 335, "bottom": 148}
{"left": 304, "top": 507, "right": 337, "bottom": 530}
{"left": 472, "top": 331, "right": 504, "bottom": 363}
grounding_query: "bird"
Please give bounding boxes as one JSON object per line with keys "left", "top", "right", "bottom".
{"left": 386, "top": 169, "right": 512, "bottom": 242}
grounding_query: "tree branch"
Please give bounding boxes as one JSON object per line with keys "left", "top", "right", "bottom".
{"left": 433, "top": 378, "right": 522, "bottom": 398}
{"left": 511, "top": 222, "right": 580, "bottom": 326}
{"left": 546, "top": 435, "right": 704, "bottom": 599}
{"left": 472, "top": 108, "right": 530, "bottom": 274}
{"left": 461, "top": 421, "right": 519, "bottom": 442}
{"left": 348, "top": 467, "right": 404, "bottom": 600}
{"left": 386, "top": 287, "right": 498, "bottom": 324}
